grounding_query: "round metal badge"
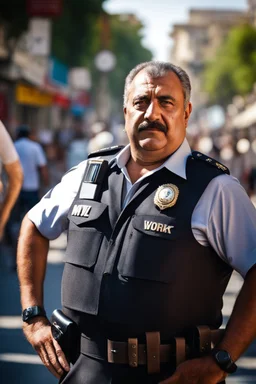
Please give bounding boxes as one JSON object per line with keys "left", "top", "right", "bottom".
{"left": 154, "top": 184, "right": 179, "bottom": 210}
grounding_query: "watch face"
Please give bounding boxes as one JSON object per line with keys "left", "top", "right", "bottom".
{"left": 216, "top": 350, "right": 231, "bottom": 363}
{"left": 22, "top": 306, "right": 45, "bottom": 322}
{"left": 23, "top": 308, "right": 32, "bottom": 321}
{"left": 26, "top": 308, "right": 33, "bottom": 316}
{"left": 214, "top": 350, "right": 237, "bottom": 373}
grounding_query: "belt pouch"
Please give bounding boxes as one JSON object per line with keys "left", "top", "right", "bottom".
{"left": 50, "top": 309, "right": 80, "bottom": 363}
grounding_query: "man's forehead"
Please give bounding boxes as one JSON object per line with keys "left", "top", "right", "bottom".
{"left": 130, "top": 70, "right": 182, "bottom": 93}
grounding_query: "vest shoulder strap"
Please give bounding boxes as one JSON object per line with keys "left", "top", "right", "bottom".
{"left": 191, "top": 151, "right": 230, "bottom": 175}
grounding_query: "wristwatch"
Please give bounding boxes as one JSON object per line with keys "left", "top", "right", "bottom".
{"left": 211, "top": 349, "right": 237, "bottom": 374}
{"left": 22, "top": 306, "right": 46, "bottom": 322}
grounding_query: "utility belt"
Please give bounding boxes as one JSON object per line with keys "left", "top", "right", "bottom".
{"left": 51, "top": 310, "right": 224, "bottom": 374}
{"left": 81, "top": 326, "right": 224, "bottom": 374}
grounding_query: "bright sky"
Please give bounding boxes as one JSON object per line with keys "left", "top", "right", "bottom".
{"left": 104, "top": 0, "right": 248, "bottom": 61}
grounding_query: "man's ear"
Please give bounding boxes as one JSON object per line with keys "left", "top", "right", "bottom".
{"left": 184, "top": 102, "right": 192, "bottom": 127}
{"left": 123, "top": 107, "right": 127, "bottom": 116}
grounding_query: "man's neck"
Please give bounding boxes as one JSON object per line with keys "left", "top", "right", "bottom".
{"left": 126, "top": 156, "right": 165, "bottom": 184}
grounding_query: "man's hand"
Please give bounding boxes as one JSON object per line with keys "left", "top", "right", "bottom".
{"left": 23, "top": 316, "right": 70, "bottom": 379}
{"left": 159, "top": 356, "right": 227, "bottom": 384}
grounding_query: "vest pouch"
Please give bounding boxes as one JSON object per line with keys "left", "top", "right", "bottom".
{"left": 65, "top": 202, "right": 107, "bottom": 269}
{"left": 118, "top": 215, "right": 177, "bottom": 283}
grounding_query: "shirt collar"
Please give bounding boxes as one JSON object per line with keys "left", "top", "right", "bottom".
{"left": 113, "top": 138, "right": 191, "bottom": 180}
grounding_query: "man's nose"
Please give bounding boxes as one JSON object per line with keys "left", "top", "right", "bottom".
{"left": 144, "top": 101, "right": 160, "bottom": 121}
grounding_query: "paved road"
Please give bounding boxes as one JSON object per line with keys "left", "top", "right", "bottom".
{"left": 0, "top": 234, "right": 256, "bottom": 383}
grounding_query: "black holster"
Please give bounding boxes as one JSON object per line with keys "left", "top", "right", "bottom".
{"left": 51, "top": 309, "right": 80, "bottom": 363}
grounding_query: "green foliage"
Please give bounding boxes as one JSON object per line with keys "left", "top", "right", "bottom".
{"left": 51, "top": 0, "right": 106, "bottom": 67}
{"left": 0, "top": 0, "right": 104, "bottom": 65}
{"left": 0, "top": 0, "right": 152, "bottom": 118}
{"left": 106, "top": 15, "right": 152, "bottom": 113}
{"left": 204, "top": 24, "right": 256, "bottom": 106}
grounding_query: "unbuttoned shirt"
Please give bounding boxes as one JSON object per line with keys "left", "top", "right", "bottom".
{"left": 28, "top": 138, "right": 256, "bottom": 278}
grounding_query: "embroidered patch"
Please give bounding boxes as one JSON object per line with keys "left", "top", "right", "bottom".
{"left": 144, "top": 220, "right": 174, "bottom": 234}
{"left": 71, "top": 204, "right": 91, "bottom": 217}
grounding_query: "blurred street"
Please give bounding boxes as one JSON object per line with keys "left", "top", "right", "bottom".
{"left": 0, "top": 232, "right": 256, "bottom": 384}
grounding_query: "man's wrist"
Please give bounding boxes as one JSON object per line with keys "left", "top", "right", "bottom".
{"left": 22, "top": 306, "right": 46, "bottom": 322}
{"left": 211, "top": 349, "right": 237, "bottom": 374}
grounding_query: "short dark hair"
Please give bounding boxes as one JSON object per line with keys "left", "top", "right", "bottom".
{"left": 16, "top": 125, "right": 31, "bottom": 139}
{"left": 123, "top": 61, "right": 191, "bottom": 109}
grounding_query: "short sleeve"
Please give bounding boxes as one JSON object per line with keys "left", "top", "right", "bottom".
{"left": 192, "top": 174, "right": 256, "bottom": 277}
{"left": 28, "top": 160, "right": 87, "bottom": 240}
{"left": 35, "top": 143, "right": 47, "bottom": 166}
{"left": 0, "top": 121, "right": 19, "bottom": 164}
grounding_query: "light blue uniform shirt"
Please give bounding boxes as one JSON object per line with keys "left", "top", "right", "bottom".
{"left": 28, "top": 138, "right": 256, "bottom": 277}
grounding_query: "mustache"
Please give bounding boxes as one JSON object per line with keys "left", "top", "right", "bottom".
{"left": 138, "top": 121, "right": 167, "bottom": 134}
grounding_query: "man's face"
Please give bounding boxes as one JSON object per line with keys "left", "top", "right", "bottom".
{"left": 124, "top": 70, "right": 192, "bottom": 163}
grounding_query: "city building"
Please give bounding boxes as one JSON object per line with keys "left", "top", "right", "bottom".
{"left": 170, "top": 9, "right": 249, "bottom": 114}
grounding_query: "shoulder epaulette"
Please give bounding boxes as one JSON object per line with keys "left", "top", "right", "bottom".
{"left": 191, "top": 151, "right": 230, "bottom": 174}
{"left": 87, "top": 145, "right": 124, "bottom": 159}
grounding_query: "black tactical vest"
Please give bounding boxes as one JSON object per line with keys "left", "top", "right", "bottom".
{"left": 61, "top": 149, "right": 232, "bottom": 339}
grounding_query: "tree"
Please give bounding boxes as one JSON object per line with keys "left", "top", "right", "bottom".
{"left": 204, "top": 24, "right": 256, "bottom": 106}
{"left": 0, "top": 0, "right": 105, "bottom": 67}
{"left": 51, "top": 0, "right": 106, "bottom": 67}
{"left": 72, "top": 12, "right": 153, "bottom": 120}
{"left": 108, "top": 14, "right": 152, "bottom": 106}
{"left": 88, "top": 14, "right": 152, "bottom": 117}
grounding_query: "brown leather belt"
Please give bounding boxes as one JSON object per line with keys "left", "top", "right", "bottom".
{"left": 81, "top": 327, "right": 224, "bottom": 374}
{"left": 107, "top": 338, "right": 175, "bottom": 365}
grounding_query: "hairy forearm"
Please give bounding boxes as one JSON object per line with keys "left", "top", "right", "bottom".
{"left": 17, "top": 215, "right": 49, "bottom": 309}
{"left": 217, "top": 265, "right": 256, "bottom": 361}
{"left": 1, "top": 160, "right": 23, "bottom": 222}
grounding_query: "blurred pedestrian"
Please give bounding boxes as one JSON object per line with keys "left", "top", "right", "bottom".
{"left": 87, "top": 121, "right": 115, "bottom": 154}
{"left": 0, "top": 121, "right": 23, "bottom": 241}
{"left": 66, "top": 131, "right": 88, "bottom": 170}
{"left": 13, "top": 125, "right": 49, "bottom": 221}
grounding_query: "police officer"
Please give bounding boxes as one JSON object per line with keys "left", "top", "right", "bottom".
{"left": 17, "top": 62, "right": 256, "bottom": 384}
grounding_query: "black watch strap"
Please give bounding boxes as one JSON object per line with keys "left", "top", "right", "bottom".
{"left": 211, "top": 349, "right": 237, "bottom": 374}
{"left": 22, "top": 306, "right": 46, "bottom": 322}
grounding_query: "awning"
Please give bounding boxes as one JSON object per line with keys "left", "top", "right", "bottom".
{"left": 16, "top": 83, "right": 53, "bottom": 106}
{"left": 232, "top": 102, "right": 256, "bottom": 129}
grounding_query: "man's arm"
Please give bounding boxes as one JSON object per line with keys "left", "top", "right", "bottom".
{"left": 17, "top": 215, "right": 70, "bottom": 379}
{"left": 160, "top": 265, "right": 256, "bottom": 384}
{"left": 39, "top": 164, "right": 50, "bottom": 188}
{"left": 0, "top": 159, "right": 23, "bottom": 240}
{"left": 216, "top": 265, "right": 256, "bottom": 360}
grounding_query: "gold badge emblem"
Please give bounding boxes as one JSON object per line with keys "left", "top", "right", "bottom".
{"left": 154, "top": 184, "right": 179, "bottom": 210}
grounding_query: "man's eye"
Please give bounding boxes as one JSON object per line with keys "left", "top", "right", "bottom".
{"left": 134, "top": 100, "right": 147, "bottom": 107}
{"left": 161, "top": 100, "right": 173, "bottom": 105}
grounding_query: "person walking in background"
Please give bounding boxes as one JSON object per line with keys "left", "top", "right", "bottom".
{"left": 14, "top": 125, "right": 49, "bottom": 220}
{"left": 0, "top": 121, "right": 23, "bottom": 241}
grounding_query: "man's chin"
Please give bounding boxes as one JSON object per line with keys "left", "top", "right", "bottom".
{"left": 138, "top": 138, "right": 166, "bottom": 151}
